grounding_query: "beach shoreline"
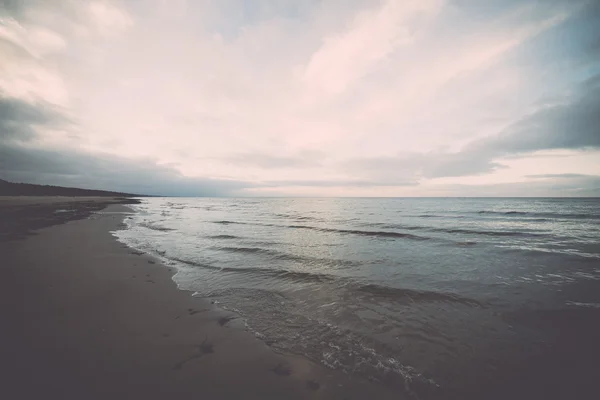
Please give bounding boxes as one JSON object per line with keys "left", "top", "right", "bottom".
{"left": 0, "top": 198, "right": 397, "bottom": 400}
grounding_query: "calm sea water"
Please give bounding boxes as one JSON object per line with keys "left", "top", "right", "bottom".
{"left": 114, "top": 198, "right": 600, "bottom": 399}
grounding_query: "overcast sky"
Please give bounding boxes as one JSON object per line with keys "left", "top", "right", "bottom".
{"left": 1, "top": 0, "right": 599, "bottom": 196}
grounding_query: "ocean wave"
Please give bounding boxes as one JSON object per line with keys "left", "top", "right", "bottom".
{"left": 334, "top": 227, "right": 429, "bottom": 240}
{"left": 210, "top": 219, "right": 542, "bottom": 239}
{"left": 356, "top": 222, "right": 540, "bottom": 238}
{"left": 294, "top": 216, "right": 320, "bottom": 222}
{"left": 285, "top": 225, "right": 430, "bottom": 240}
{"left": 270, "top": 213, "right": 322, "bottom": 222}
{"left": 477, "top": 211, "right": 530, "bottom": 216}
{"left": 211, "top": 246, "right": 279, "bottom": 256}
{"left": 455, "top": 241, "right": 478, "bottom": 246}
{"left": 411, "top": 214, "right": 465, "bottom": 219}
{"left": 224, "top": 266, "right": 337, "bottom": 284}
{"left": 138, "top": 222, "right": 174, "bottom": 232}
{"left": 202, "top": 286, "right": 440, "bottom": 397}
{"left": 168, "top": 254, "right": 481, "bottom": 307}
{"left": 206, "top": 234, "right": 242, "bottom": 239}
{"left": 170, "top": 257, "right": 223, "bottom": 271}
{"left": 340, "top": 223, "right": 540, "bottom": 238}
{"left": 355, "top": 283, "right": 482, "bottom": 306}
{"left": 212, "top": 220, "right": 246, "bottom": 225}
{"left": 431, "top": 227, "right": 543, "bottom": 237}
{"left": 272, "top": 213, "right": 293, "bottom": 219}
{"left": 169, "top": 257, "right": 338, "bottom": 284}
{"left": 476, "top": 210, "right": 600, "bottom": 220}
{"left": 500, "top": 245, "right": 600, "bottom": 260}
{"left": 210, "top": 220, "right": 431, "bottom": 240}
{"left": 364, "top": 223, "right": 545, "bottom": 238}
{"left": 359, "top": 222, "right": 424, "bottom": 231}
{"left": 209, "top": 245, "right": 360, "bottom": 266}
{"left": 566, "top": 301, "right": 600, "bottom": 308}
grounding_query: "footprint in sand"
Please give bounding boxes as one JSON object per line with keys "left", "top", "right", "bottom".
{"left": 217, "top": 316, "right": 235, "bottom": 326}
{"left": 173, "top": 337, "right": 214, "bottom": 370}
{"left": 270, "top": 363, "right": 291, "bottom": 376}
{"left": 306, "top": 380, "right": 320, "bottom": 391}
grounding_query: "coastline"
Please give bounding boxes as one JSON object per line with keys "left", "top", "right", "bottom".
{"left": 0, "top": 199, "right": 398, "bottom": 399}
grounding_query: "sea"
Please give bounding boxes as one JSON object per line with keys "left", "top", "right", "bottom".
{"left": 114, "top": 197, "right": 600, "bottom": 399}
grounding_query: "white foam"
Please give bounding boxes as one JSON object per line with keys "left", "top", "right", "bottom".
{"left": 566, "top": 301, "right": 600, "bottom": 308}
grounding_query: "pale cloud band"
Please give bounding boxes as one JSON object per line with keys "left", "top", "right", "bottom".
{"left": 1, "top": 0, "right": 599, "bottom": 196}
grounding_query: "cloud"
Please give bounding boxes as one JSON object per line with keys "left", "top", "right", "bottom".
{"left": 526, "top": 173, "right": 597, "bottom": 179}
{"left": 488, "top": 80, "right": 600, "bottom": 153}
{"left": 440, "top": 73, "right": 600, "bottom": 175}
{"left": 340, "top": 151, "right": 501, "bottom": 183}
{"left": 344, "top": 69, "right": 600, "bottom": 182}
{"left": 0, "top": 12, "right": 70, "bottom": 106}
{"left": 1, "top": 0, "right": 599, "bottom": 196}
{"left": 87, "top": 1, "right": 134, "bottom": 36}
{"left": 221, "top": 150, "right": 324, "bottom": 169}
{"left": 261, "top": 178, "right": 418, "bottom": 188}
{"left": 0, "top": 141, "right": 257, "bottom": 196}
{"left": 301, "top": 0, "right": 442, "bottom": 101}
{"left": 0, "top": 96, "right": 69, "bottom": 142}
{"left": 427, "top": 174, "right": 600, "bottom": 197}
{"left": 0, "top": 91, "right": 253, "bottom": 196}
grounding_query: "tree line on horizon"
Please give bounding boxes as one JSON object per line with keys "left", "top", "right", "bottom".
{"left": 0, "top": 179, "right": 143, "bottom": 197}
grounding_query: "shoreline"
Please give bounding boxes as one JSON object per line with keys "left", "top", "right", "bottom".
{"left": 0, "top": 198, "right": 398, "bottom": 399}
{"left": 0, "top": 196, "right": 141, "bottom": 241}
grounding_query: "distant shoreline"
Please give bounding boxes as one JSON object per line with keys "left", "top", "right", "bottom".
{"left": 0, "top": 178, "right": 148, "bottom": 197}
{"left": 0, "top": 196, "right": 140, "bottom": 241}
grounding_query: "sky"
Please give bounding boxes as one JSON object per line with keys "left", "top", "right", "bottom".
{"left": 1, "top": 0, "right": 599, "bottom": 197}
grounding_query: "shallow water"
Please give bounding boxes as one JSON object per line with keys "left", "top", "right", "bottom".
{"left": 114, "top": 197, "right": 600, "bottom": 399}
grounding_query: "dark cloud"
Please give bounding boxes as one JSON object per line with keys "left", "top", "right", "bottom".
{"left": 526, "top": 173, "right": 597, "bottom": 179}
{"left": 0, "top": 95, "right": 255, "bottom": 196}
{"left": 448, "top": 72, "right": 600, "bottom": 173}
{"left": 0, "top": 142, "right": 257, "bottom": 196}
{"left": 0, "top": 97, "right": 69, "bottom": 142}
{"left": 450, "top": 0, "right": 591, "bottom": 23}
{"left": 436, "top": 60, "right": 600, "bottom": 178}
{"left": 588, "top": 37, "right": 600, "bottom": 61}
{"left": 431, "top": 73, "right": 600, "bottom": 178}
{"left": 487, "top": 82, "right": 600, "bottom": 154}
{"left": 0, "top": 0, "right": 86, "bottom": 26}
{"left": 430, "top": 175, "right": 600, "bottom": 197}
{"left": 345, "top": 72, "right": 600, "bottom": 181}
{"left": 0, "top": 0, "right": 26, "bottom": 16}
{"left": 412, "top": 0, "right": 600, "bottom": 180}
{"left": 1, "top": 1, "right": 598, "bottom": 196}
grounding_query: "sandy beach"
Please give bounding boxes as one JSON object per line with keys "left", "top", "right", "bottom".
{"left": 0, "top": 198, "right": 398, "bottom": 400}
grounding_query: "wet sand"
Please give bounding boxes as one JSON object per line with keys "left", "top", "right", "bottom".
{"left": 0, "top": 198, "right": 398, "bottom": 399}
